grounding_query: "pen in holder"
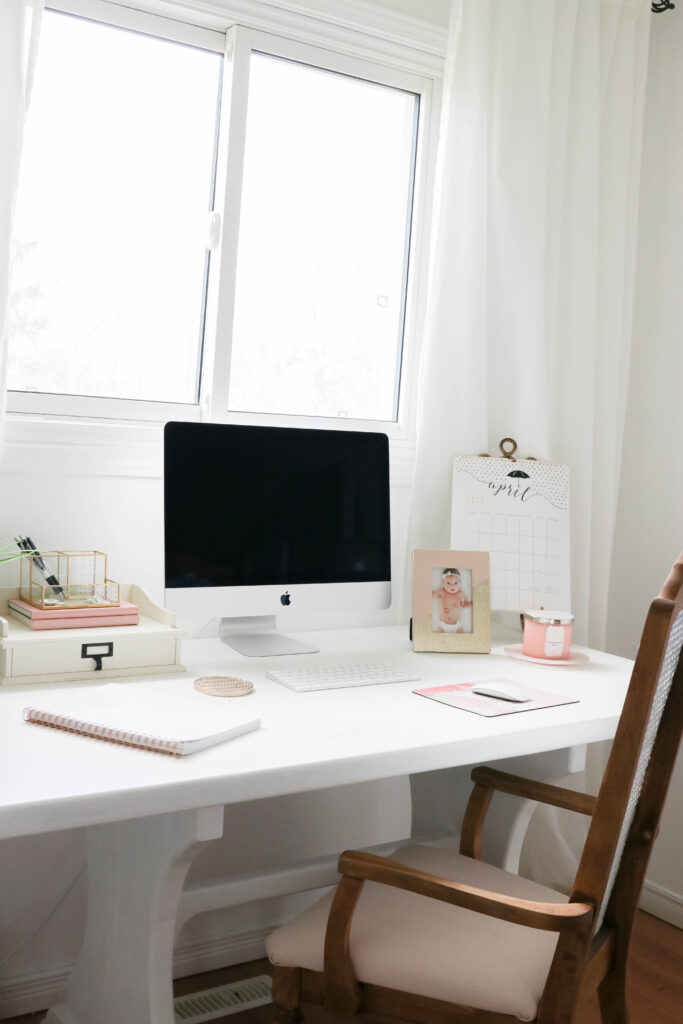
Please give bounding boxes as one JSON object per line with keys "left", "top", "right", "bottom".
{"left": 16, "top": 540, "right": 65, "bottom": 601}
{"left": 20, "top": 551, "right": 121, "bottom": 610}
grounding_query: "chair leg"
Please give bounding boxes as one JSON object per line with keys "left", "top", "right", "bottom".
{"left": 273, "top": 1008, "right": 303, "bottom": 1024}
{"left": 272, "top": 965, "right": 304, "bottom": 1021}
{"left": 597, "top": 970, "right": 630, "bottom": 1024}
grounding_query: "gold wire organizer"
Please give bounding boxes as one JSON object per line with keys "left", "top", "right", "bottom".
{"left": 19, "top": 551, "right": 121, "bottom": 610}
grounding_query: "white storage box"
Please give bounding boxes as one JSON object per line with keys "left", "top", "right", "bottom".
{"left": 0, "top": 585, "right": 184, "bottom": 686}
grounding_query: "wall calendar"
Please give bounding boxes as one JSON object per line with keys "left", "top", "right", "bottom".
{"left": 450, "top": 446, "right": 571, "bottom": 613}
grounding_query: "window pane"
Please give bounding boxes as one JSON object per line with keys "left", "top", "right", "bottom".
{"left": 227, "top": 54, "right": 418, "bottom": 421}
{"left": 7, "top": 12, "right": 221, "bottom": 404}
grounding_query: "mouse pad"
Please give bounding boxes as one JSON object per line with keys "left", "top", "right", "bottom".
{"left": 413, "top": 679, "right": 579, "bottom": 717}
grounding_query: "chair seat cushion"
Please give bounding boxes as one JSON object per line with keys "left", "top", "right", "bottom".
{"left": 267, "top": 843, "right": 568, "bottom": 1022}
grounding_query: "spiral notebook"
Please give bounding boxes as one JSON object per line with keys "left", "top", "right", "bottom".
{"left": 22, "top": 683, "right": 260, "bottom": 756}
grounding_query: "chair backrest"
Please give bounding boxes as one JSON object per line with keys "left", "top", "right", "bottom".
{"left": 572, "top": 554, "right": 683, "bottom": 933}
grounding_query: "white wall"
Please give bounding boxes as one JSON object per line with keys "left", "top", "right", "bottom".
{"left": 606, "top": 9, "right": 683, "bottom": 928}
{"left": 0, "top": 470, "right": 164, "bottom": 599}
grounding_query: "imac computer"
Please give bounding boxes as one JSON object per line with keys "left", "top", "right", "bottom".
{"left": 163, "top": 422, "right": 391, "bottom": 656}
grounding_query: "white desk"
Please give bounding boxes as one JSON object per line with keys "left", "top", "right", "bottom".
{"left": 0, "top": 626, "right": 632, "bottom": 1024}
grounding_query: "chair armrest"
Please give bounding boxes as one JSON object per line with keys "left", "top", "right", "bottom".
{"left": 460, "top": 766, "right": 596, "bottom": 859}
{"left": 336, "top": 850, "right": 593, "bottom": 933}
{"left": 470, "top": 767, "right": 597, "bottom": 814}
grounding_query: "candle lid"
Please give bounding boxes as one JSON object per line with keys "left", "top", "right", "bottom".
{"left": 523, "top": 609, "right": 574, "bottom": 625}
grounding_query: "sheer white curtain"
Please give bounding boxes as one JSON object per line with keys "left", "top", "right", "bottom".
{"left": 0, "top": 0, "right": 44, "bottom": 447}
{"left": 410, "top": 0, "right": 651, "bottom": 651}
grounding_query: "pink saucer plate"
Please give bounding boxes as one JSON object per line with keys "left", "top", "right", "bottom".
{"left": 503, "top": 644, "right": 590, "bottom": 667}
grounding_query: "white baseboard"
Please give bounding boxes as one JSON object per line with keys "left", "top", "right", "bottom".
{"left": 640, "top": 879, "right": 683, "bottom": 929}
{"left": 0, "top": 964, "right": 67, "bottom": 1021}
{"left": 172, "top": 923, "right": 272, "bottom": 979}
{"left": 0, "top": 923, "right": 273, "bottom": 1019}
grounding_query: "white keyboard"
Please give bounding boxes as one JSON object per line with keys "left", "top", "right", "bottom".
{"left": 266, "top": 661, "right": 420, "bottom": 693}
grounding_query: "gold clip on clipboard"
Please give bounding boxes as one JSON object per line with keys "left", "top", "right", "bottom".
{"left": 450, "top": 438, "right": 570, "bottom": 612}
{"left": 478, "top": 437, "right": 537, "bottom": 461}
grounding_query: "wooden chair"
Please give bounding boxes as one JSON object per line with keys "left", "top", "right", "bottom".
{"left": 267, "top": 554, "right": 683, "bottom": 1024}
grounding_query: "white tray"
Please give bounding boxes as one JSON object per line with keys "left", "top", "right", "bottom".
{"left": 0, "top": 584, "right": 184, "bottom": 686}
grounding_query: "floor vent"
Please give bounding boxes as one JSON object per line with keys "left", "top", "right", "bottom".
{"left": 174, "top": 974, "right": 273, "bottom": 1023}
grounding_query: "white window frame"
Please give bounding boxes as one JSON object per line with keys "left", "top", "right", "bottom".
{"left": 201, "top": 25, "right": 434, "bottom": 441}
{"left": 6, "top": 0, "right": 442, "bottom": 454}
{"left": 6, "top": 0, "right": 225, "bottom": 426}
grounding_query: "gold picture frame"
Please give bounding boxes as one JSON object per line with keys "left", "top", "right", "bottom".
{"left": 412, "top": 549, "right": 491, "bottom": 653}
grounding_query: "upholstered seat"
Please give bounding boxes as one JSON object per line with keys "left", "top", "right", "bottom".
{"left": 268, "top": 843, "right": 566, "bottom": 1021}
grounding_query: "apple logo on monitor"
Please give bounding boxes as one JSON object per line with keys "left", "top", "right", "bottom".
{"left": 280, "top": 592, "right": 291, "bottom": 606}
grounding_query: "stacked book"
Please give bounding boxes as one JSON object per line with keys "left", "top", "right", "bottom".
{"left": 8, "top": 599, "right": 139, "bottom": 631}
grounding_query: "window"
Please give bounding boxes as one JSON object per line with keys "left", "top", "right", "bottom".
{"left": 8, "top": 8, "right": 222, "bottom": 411}
{"left": 226, "top": 53, "right": 418, "bottom": 421}
{"left": 7, "top": 4, "right": 433, "bottom": 432}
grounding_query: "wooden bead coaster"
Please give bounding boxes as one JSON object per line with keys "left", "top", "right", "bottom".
{"left": 194, "top": 676, "right": 254, "bottom": 697}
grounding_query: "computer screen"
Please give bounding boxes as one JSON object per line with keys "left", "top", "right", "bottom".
{"left": 163, "top": 422, "right": 391, "bottom": 654}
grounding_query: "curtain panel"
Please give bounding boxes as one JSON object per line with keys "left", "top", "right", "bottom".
{"left": 409, "top": 0, "right": 651, "bottom": 651}
{"left": 0, "top": 0, "right": 44, "bottom": 447}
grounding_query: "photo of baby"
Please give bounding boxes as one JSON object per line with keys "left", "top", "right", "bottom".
{"left": 432, "top": 567, "right": 473, "bottom": 634}
{"left": 412, "top": 549, "right": 489, "bottom": 653}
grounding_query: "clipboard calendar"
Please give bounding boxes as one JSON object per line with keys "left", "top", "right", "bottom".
{"left": 450, "top": 454, "right": 570, "bottom": 612}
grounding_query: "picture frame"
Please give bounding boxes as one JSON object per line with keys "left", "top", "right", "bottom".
{"left": 412, "top": 549, "right": 491, "bottom": 654}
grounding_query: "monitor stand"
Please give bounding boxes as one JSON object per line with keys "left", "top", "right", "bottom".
{"left": 219, "top": 616, "right": 319, "bottom": 657}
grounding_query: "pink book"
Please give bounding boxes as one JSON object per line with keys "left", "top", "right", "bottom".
{"left": 20, "top": 613, "right": 139, "bottom": 631}
{"left": 9, "top": 598, "right": 138, "bottom": 620}
{"left": 8, "top": 599, "right": 139, "bottom": 630}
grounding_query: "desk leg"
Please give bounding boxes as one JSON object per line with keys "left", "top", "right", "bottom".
{"left": 45, "top": 805, "right": 224, "bottom": 1024}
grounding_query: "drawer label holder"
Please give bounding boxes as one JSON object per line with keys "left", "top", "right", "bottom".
{"left": 81, "top": 642, "right": 114, "bottom": 671}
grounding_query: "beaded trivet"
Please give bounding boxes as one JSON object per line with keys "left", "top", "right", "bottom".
{"left": 194, "top": 676, "right": 254, "bottom": 697}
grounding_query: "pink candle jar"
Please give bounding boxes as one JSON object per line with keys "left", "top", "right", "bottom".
{"left": 522, "top": 610, "right": 574, "bottom": 660}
